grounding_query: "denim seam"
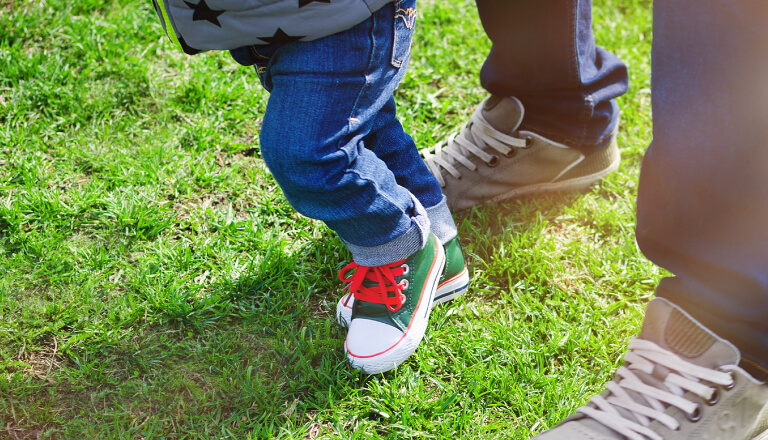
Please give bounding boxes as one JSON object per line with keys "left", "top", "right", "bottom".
{"left": 571, "top": 0, "right": 598, "bottom": 144}
{"left": 249, "top": 45, "right": 277, "bottom": 90}
{"left": 249, "top": 46, "right": 271, "bottom": 60}
{"left": 741, "top": 355, "right": 768, "bottom": 375}
{"left": 345, "top": 2, "right": 378, "bottom": 134}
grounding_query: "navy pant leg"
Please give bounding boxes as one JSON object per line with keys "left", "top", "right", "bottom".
{"left": 474, "top": 0, "right": 628, "bottom": 153}
{"left": 637, "top": 0, "right": 768, "bottom": 371}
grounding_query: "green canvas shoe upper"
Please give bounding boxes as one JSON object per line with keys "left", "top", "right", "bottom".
{"left": 341, "top": 232, "right": 445, "bottom": 374}
{"left": 341, "top": 233, "right": 442, "bottom": 331}
{"left": 336, "top": 235, "right": 469, "bottom": 327}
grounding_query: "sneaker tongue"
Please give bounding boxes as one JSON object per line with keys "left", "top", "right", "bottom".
{"left": 638, "top": 298, "right": 740, "bottom": 369}
{"left": 481, "top": 95, "right": 525, "bottom": 134}
{"left": 355, "top": 298, "right": 390, "bottom": 318}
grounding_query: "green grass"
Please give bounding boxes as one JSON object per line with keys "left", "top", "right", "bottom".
{"left": 0, "top": 0, "right": 657, "bottom": 438}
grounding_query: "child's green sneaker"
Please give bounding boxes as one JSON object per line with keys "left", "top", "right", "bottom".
{"left": 338, "top": 233, "right": 445, "bottom": 374}
{"left": 336, "top": 236, "right": 469, "bottom": 328}
{"left": 433, "top": 236, "right": 470, "bottom": 304}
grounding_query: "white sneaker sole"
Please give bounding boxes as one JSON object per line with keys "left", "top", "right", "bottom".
{"left": 433, "top": 266, "right": 470, "bottom": 305}
{"left": 345, "top": 244, "right": 446, "bottom": 374}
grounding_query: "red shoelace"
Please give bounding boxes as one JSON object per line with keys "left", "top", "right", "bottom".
{"left": 338, "top": 260, "right": 408, "bottom": 312}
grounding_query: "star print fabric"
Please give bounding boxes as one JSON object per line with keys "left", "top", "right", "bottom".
{"left": 154, "top": 0, "right": 394, "bottom": 54}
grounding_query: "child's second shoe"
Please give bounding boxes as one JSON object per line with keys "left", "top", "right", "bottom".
{"left": 336, "top": 236, "right": 470, "bottom": 328}
{"left": 338, "top": 233, "right": 446, "bottom": 374}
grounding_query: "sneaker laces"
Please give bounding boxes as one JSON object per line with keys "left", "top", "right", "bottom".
{"left": 338, "top": 260, "right": 408, "bottom": 312}
{"left": 422, "top": 108, "right": 528, "bottom": 187}
{"left": 577, "top": 338, "right": 736, "bottom": 440}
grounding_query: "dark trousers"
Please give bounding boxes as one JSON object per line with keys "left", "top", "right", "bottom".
{"left": 477, "top": 0, "right": 768, "bottom": 372}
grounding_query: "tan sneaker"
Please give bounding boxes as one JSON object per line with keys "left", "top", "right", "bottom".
{"left": 532, "top": 298, "right": 768, "bottom": 440}
{"left": 422, "top": 96, "right": 620, "bottom": 211}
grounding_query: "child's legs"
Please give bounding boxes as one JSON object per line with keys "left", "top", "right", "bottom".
{"left": 365, "top": 97, "right": 458, "bottom": 244}
{"left": 258, "top": 0, "right": 428, "bottom": 266}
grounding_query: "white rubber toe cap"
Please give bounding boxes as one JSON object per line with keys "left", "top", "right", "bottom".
{"left": 345, "top": 318, "right": 405, "bottom": 359}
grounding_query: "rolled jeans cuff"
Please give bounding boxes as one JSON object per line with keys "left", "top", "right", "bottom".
{"left": 342, "top": 195, "right": 431, "bottom": 267}
{"left": 426, "top": 195, "right": 457, "bottom": 245}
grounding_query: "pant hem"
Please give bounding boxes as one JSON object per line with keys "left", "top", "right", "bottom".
{"left": 426, "top": 195, "right": 457, "bottom": 245}
{"left": 343, "top": 195, "right": 430, "bottom": 266}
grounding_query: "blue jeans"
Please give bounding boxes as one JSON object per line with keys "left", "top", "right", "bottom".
{"left": 230, "top": 0, "right": 456, "bottom": 267}
{"left": 479, "top": 0, "right": 768, "bottom": 372}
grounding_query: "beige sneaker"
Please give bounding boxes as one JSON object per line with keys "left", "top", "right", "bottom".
{"left": 532, "top": 298, "right": 768, "bottom": 440}
{"left": 422, "top": 96, "right": 620, "bottom": 211}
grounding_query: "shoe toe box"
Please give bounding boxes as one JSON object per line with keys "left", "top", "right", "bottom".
{"left": 345, "top": 318, "right": 405, "bottom": 359}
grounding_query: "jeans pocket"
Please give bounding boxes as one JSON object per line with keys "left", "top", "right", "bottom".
{"left": 391, "top": 0, "right": 416, "bottom": 68}
{"left": 248, "top": 45, "right": 276, "bottom": 90}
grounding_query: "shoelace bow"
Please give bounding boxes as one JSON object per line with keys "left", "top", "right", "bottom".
{"left": 422, "top": 109, "right": 528, "bottom": 187}
{"left": 338, "top": 260, "right": 408, "bottom": 312}
{"left": 577, "top": 338, "right": 736, "bottom": 440}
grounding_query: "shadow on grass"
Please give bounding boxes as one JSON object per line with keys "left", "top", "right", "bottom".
{"left": 2, "top": 233, "right": 376, "bottom": 438}
{"left": 3, "top": 190, "right": 610, "bottom": 439}
{"left": 456, "top": 190, "right": 584, "bottom": 283}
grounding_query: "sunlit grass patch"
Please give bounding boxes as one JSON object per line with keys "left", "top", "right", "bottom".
{"left": 1, "top": 0, "right": 656, "bottom": 438}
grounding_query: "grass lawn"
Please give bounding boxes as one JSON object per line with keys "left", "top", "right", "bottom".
{"left": 0, "top": 0, "right": 657, "bottom": 438}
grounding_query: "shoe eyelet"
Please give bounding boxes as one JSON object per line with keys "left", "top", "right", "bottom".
{"left": 399, "top": 279, "right": 409, "bottom": 289}
{"left": 522, "top": 135, "right": 533, "bottom": 148}
{"left": 705, "top": 388, "right": 720, "bottom": 406}
{"left": 401, "top": 264, "right": 410, "bottom": 275}
{"left": 686, "top": 405, "right": 702, "bottom": 422}
{"left": 723, "top": 372, "right": 737, "bottom": 391}
{"left": 486, "top": 155, "right": 499, "bottom": 167}
{"left": 503, "top": 148, "right": 516, "bottom": 158}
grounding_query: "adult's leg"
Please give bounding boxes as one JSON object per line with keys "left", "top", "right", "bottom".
{"left": 637, "top": 0, "right": 768, "bottom": 373}
{"left": 532, "top": 1, "right": 768, "bottom": 438}
{"left": 421, "top": 0, "right": 629, "bottom": 211}
{"left": 475, "top": 0, "right": 627, "bottom": 152}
